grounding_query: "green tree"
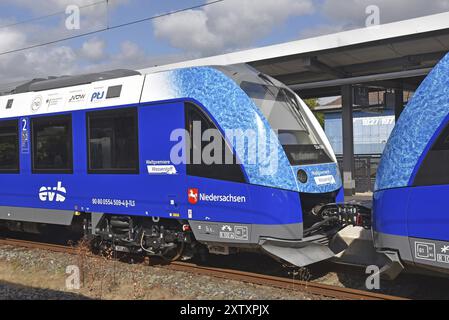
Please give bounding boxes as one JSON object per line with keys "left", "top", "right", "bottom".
{"left": 303, "top": 98, "right": 325, "bottom": 128}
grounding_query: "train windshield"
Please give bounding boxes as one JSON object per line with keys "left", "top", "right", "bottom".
{"left": 240, "top": 80, "right": 332, "bottom": 165}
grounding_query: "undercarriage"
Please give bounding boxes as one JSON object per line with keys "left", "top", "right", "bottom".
{"left": 89, "top": 215, "right": 193, "bottom": 261}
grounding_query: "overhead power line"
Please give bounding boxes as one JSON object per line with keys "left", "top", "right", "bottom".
{"left": 0, "top": 0, "right": 226, "bottom": 57}
{"left": 0, "top": 0, "right": 107, "bottom": 30}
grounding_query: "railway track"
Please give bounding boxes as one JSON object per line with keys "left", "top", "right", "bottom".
{"left": 0, "top": 237, "right": 404, "bottom": 300}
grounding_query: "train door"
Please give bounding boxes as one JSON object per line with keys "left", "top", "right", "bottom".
{"left": 184, "top": 102, "right": 251, "bottom": 227}
{"left": 139, "top": 102, "right": 187, "bottom": 219}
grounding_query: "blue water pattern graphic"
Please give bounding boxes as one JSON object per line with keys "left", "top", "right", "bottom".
{"left": 294, "top": 163, "right": 342, "bottom": 193}
{"left": 375, "top": 53, "right": 449, "bottom": 191}
{"left": 165, "top": 67, "right": 341, "bottom": 192}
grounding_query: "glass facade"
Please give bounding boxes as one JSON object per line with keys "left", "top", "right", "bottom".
{"left": 325, "top": 111, "right": 395, "bottom": 155}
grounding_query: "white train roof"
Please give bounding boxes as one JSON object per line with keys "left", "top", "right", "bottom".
{"left": 0, "top": 72, "right": 146, "bottom": 118}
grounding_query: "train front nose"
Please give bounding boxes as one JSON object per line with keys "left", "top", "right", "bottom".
{"left": 259, "top": 191, "right": 346, "bottom": 268}
{"left": 292, "top": 164, "right": 344, "bottom": 201}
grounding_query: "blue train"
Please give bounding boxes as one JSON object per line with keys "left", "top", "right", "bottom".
{"left": 374, "top": 53, "right": 449, "bottom": 278}
{"left": 0, "top": 64, "right": 362, "bottom": 265}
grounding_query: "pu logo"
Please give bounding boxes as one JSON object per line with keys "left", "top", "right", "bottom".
{"left": 188, "top": 188, "right": 199, "bottom": 205}
{"left": 91, "top": 91, "right": 105, "bottom": 102}
{"left": 39, "top": 181, "right": 67, "bottom": 202}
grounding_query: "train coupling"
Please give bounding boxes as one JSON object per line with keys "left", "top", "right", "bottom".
{"left": 313, "top": 202, "right": 372, "bottom": 229}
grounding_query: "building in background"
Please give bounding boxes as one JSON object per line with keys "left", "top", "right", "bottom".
{"left": 316, "top": 90, "right": 412, "bottom": 193}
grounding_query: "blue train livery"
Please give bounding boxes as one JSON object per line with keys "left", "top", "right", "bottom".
{"left": 374, "top": 52, "right": 449, "bottom": 277}
{"left": 0, "top": 64, "right": 351, "bottom": 266}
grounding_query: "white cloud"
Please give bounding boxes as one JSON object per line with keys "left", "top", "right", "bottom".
{"left": 81, "top": 40, "right": 188, "bottom": 73}
{"left": 154, "top": 10, "right": 221, "bottom": 56}
{"left": 0, "top": 33, "right": 184, "bottom": 86}
{"left": 0, "top": 22, "right": 77, "bottom": 82}
{"left": 0, "top": 1, "right": 140, "bottom": 84}
{"left": 0, "top": 28, "right": 27, "bottom": 52}
{"left": 24, "top": 46, "right": 77, "bottom": 75}
{"left": 0, "top": 44, "right": 77, "bottom": 83}
{"left": 153, "top": 0, "right": 314, "bottom": 56}
{"left": 82, "top": 40, "right": 148, "bottom": 71}
{"left": 80, "top": 37, "right": 106, "bottom": 61}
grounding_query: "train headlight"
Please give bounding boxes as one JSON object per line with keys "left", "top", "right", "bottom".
{"left": 297, "top": 170, "right": 308, "bottom": 184}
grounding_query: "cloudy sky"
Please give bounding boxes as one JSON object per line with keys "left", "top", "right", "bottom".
{"left": 0, "top": 0, "right": 448, "bottom": 84}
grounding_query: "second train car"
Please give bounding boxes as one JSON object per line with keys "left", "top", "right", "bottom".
{"left": 374, "top": 52, "right": 449, "bottom": 278}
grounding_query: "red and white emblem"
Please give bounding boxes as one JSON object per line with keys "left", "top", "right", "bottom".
{"left": 188, "top": 188, "right": 199, "bottom": 205}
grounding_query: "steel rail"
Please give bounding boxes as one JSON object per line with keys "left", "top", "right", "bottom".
{"left": 0, "top": 238, "right": 405, "bottom": 300}
{"left": 167, "top": 261, "right": 404, "bottom": 300}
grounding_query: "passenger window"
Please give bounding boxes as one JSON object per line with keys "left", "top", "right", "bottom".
{"left": 87, "top": 108, "right": 139, "bottom": 174}
{"left": 414, "top": 122, "right": 449, "bottom": 186}
{"left": 0, "top": 120, "right": 19, "bottom": 173}
{"left": 32, "top": 115, "right": 72, "bottom": 173}
{"left": 185, "top": 103, "right": 246, "bottom": 183}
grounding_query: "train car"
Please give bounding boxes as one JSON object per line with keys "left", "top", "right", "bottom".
{"left": 374, "top": 53, "right": 449, "bottom": 278}
{"left": 0, "top": 64, "right": 355, "bottom": 266}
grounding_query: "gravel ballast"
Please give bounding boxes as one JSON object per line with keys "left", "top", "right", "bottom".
{"left": 0, "top": 245, "right": 330, "bottom": 300}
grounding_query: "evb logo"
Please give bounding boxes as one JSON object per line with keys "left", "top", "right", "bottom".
{"left": 39, "top": 181, "right": 67, "bottom": 202}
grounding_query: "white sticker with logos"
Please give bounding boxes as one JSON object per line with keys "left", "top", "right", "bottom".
{"left": 147, "top": 165, "right": 177, "bottom": 175}
{"left": 415, "top": 241, "right": 436, "bottom": 261}
{"left": 219, "top": 225, "right": 249, "bottom": 241}
{"left": 314, "top": 175, "right": 336, "bottom": 186}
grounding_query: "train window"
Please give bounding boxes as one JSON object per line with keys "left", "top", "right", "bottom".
{"left": 87, "top": 108, "right": 139, "bottom": 174}
{"left": 0, "top": 120, "right": 19, "bottom": 173}
{"left": 240, "top": 81, "right": 332, "bottom": 165}
{"left": 32, "top": 115, "right": 73, "bottom": 173}
{"left": 414, "top": 122, "right": 449, "bottom": 186}
{"left": 185, "top": 103, "right": 246, "bottom": 183}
